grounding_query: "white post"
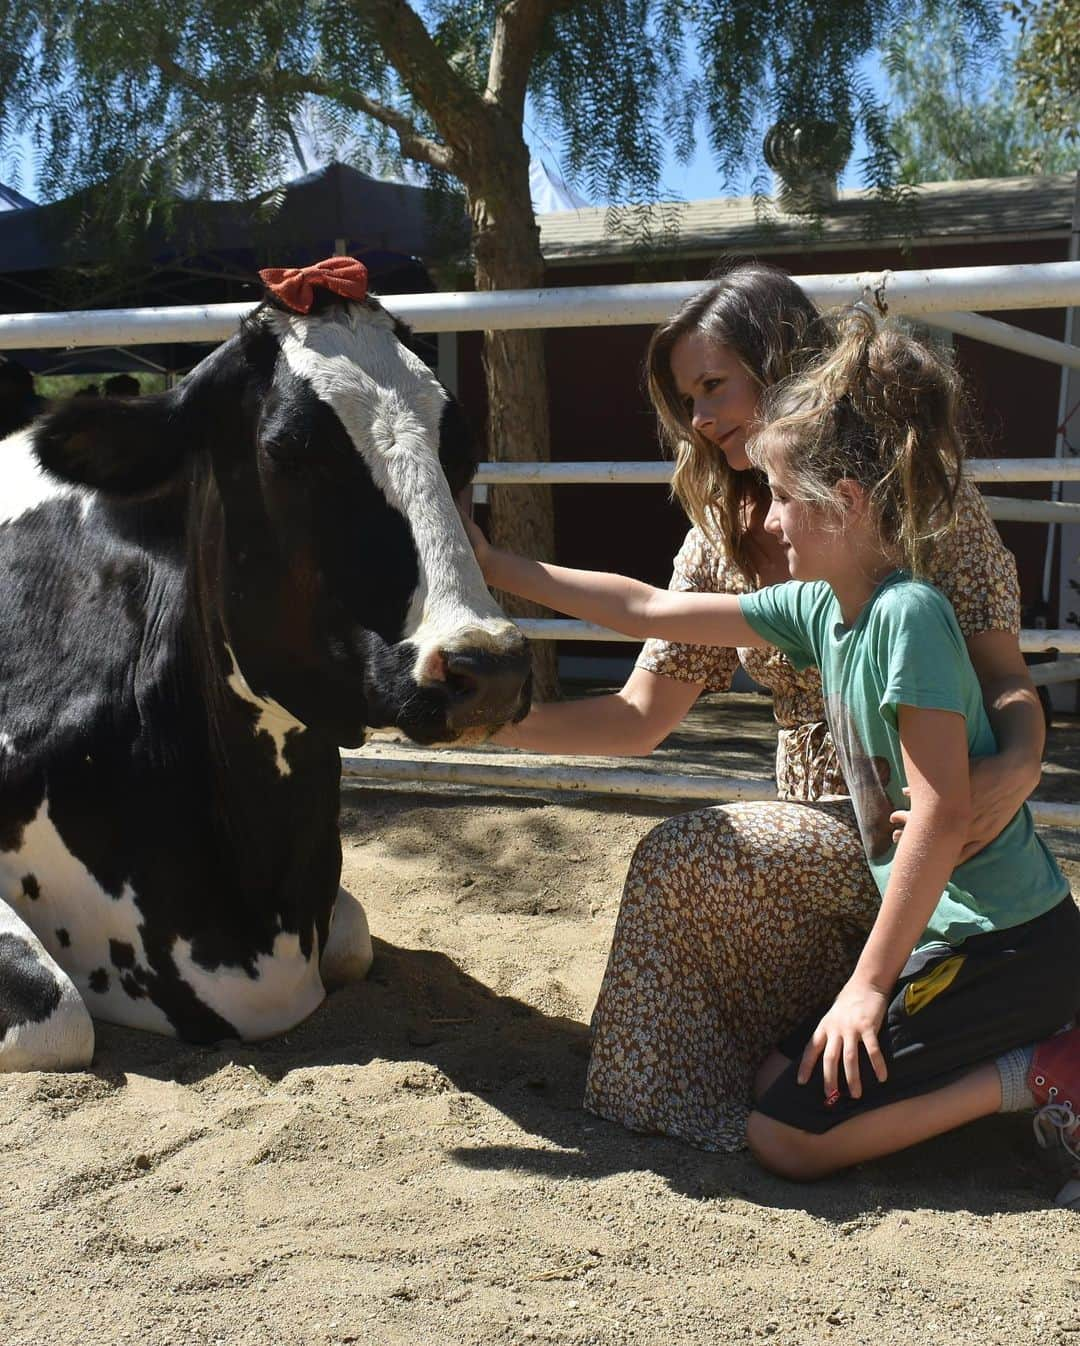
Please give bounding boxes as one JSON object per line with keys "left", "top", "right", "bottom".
{"left": 1052, "top": 174, "right": 1080, "bottom": 711}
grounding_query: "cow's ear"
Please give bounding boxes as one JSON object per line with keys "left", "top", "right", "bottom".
{"left": 33, "top": 391, "right": 189, "bottom": 496}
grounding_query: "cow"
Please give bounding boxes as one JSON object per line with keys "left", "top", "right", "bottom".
{"left": 0, "top": 262, "right": 531, "bottom": 1072}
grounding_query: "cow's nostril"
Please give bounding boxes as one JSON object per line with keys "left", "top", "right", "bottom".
{"left": 441, "top": 646, "right": 531, "bottom": 727}
{"left": 444, "top": 661, "right": 480, "bottom": 702}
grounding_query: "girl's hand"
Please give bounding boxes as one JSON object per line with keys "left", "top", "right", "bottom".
{"left": 456, "top": 502, "right": 493, "bottom": 579}
{"left": 798, "top": 980, "right": 889, "bottom": 1102}
{"left": 890, "top": 749, "right": 1034, "bottom": 862}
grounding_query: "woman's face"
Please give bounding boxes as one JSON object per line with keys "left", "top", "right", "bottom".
{"left": 669, "top": 331, "right": 761, "bottom": 472}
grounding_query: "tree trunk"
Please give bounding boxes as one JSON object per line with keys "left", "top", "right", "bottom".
{"left": 468, "top": 141, "right": 559, "bottom": 700}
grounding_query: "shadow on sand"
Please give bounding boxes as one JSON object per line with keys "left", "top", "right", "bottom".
{"left": 86, "top": 934, "right": 1068, "bottom": 1226}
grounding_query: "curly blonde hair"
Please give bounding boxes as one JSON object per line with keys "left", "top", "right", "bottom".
{"left": 748, "top": 309, "right": 964, "bottom": 575}
{"left": 645, "top": 260, "right": 827, "bottom": 578}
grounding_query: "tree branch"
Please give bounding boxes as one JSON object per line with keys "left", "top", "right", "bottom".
{"left": 486, "top": 0, "right": 556, "bottom": 118}
{"left": 357, "top": 0, "right": 490, "bottom": 155}
{"left": 149, "top": 43, "right": 457, "bottom": 173}
{"left": 486, "top": 0, "right": 593, "bottom": 118}
{"left": 294, "top": 72, "right": 456, "bottom": 172}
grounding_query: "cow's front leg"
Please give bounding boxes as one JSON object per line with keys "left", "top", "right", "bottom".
{"left": 320, "top": 887, "right": 373, "bottom": 990}
{"left": 0, "top": 901, "right": 94, "bottom": 1072}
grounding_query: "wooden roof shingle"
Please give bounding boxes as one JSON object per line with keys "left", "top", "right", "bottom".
{"left": 538, "top": 173, "right": 1078, "bottom": 263}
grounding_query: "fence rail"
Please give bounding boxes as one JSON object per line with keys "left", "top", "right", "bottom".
{"left": 339, "top": 752, "right": 1080, "bottom": 829}
{"left": 4, "top": 262, "right": 1079, "bottom": 814}
{"left": 2, "top": 262, "right": 1080, "bottom": 349}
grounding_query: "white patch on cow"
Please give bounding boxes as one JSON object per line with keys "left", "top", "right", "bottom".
{"left": 269, "top": 308, "right": 523, "bottom": 679}
{"left": 224, "top": 644, "right": 306, "bottom": 776}
{"left": 0, "top": 898, "right": 95, "bottom": 1072}
{"left": 0, "top": 794, "right": 174, "bottom": 1037}
{"left": 171, "top": 925, "right": 324, "bottom": 1041}
{"left": 0, "top": 794, "right": 324, "bottom": 1043}
{"left": 0, "top": 427, "right": 91, "bottom": 528}
{"left": 0, "top": 732, "right": 14, "bottom": 760}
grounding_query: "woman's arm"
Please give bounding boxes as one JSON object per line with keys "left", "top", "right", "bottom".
{"left": 801, "top": 705, "right": 971, "bottom": 1101}
{"left": 493, "top": 666, "right": 705, "bottom": 755}
{"left": 965, "top": 629, "right": 1045, "bottom": 845}
{"left": 483, "top": 544, "right": 765, "bottom": 649}
{"left": 889, "top": 631, "right": 1044, "bottom": 861}
{"left": 919, "top": 483, "right": 1043, "bottom": 858}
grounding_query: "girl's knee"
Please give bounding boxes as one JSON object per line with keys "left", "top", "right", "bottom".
{"left": 746, "top": 1110, "right": 835, "bottom": 1182}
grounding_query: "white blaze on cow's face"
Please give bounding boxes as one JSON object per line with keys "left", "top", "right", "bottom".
{"left": 270, "top": 306, "right": 519, "bottom": 684}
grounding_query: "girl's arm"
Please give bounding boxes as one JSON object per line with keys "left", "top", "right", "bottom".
{"left": 459, "top": 511, "right": 723, "bottom": 755}
{"left": 482, "top": 542, "right": 765, "bottom": 650}
{"left": 800, "top": 704, "right": 971, "bottom": 1101}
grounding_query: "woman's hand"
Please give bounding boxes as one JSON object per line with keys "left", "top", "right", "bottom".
{"left": 798, "top": 978, "right": 889, "bottom": 1102}
{"left": 889, "top": 748, "right": 1039, "bottom": 862}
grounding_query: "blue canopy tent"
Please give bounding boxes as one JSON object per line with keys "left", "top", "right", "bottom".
{"left": 0, "top": 162, "right": 468, "bottom": 376}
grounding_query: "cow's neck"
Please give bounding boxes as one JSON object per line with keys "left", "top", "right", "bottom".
{"left": 181, "top": 476, "right": 341, "bottom": 904}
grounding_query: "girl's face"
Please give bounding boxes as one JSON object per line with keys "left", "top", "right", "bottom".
{"left": 669, "top": 332, "right": 760, "bottom": 472}
{"left": 762, "top": 465, "right": 842, "bottom": 582}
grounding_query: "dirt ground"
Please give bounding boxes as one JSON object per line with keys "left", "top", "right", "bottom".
{"left": 2, "top": 692, "right": 1079, "bottom": 1346}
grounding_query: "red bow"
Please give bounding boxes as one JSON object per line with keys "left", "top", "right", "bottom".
{"left": 258, "top": 257, "right": 369, "bottom": 314}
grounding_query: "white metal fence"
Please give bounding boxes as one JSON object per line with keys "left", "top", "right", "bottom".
{"left": 4, "top": 261, "right": 1080, "bottom": 823}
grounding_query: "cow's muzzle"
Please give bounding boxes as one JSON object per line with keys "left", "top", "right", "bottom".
{"left": 442, "top": 643, "right": 533, "bottom": 732}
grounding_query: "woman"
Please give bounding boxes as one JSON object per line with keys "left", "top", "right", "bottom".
{"left": 490, "top": 261, "right": 1044, "bottom": 1152}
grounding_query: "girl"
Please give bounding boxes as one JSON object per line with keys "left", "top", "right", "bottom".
{"left": 488, "top": 262, "right": 1043, "bottom": 1154}
{"left": 469, "top": 312, "right": 1080, "bottom": 1181}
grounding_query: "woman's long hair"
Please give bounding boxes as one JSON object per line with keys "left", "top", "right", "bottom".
{"left": 645, "top": 260, "right": 828, "bottom": 578}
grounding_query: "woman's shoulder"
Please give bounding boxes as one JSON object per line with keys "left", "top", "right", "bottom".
{"left": 671, "top": 521, "right": 751, "bottom": 593}
{"left": 933, "top": 478, "right": 1007, "bottom": 557}
{"left": 921, "top": 477, "right": 1021, "bottom": 637}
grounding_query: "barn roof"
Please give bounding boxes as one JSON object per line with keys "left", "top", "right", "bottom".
{"left": 537, "top": 173, "right": 1079, "bottom": 264}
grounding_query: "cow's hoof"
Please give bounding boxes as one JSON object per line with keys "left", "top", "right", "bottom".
{"left": 320, "top": 887, "right": 373, "bottom": 989}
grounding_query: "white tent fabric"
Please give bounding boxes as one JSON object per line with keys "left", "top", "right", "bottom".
{"left": 529, "top": 157, "right": 588, "bottom": 213}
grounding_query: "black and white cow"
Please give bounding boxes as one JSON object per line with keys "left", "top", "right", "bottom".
{"left": 0, "top": 280, "right": 531, "bottom": 1071}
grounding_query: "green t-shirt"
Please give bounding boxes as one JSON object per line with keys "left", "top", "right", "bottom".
{"left": 740, "top": 572, "right": 1067, "bottom": 948}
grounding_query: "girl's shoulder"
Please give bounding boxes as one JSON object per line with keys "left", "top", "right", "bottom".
{"left": 870, "top": 574, "right": 963, "bottom": 637}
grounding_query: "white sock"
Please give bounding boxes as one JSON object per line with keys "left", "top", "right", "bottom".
{"left": 996, "top": 1044, "right": 1036, "bottom": 1112}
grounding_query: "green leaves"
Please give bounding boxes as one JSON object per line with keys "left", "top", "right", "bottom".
{"left": 884, "top": 6, "right": 1076, "bottom": 182}
{"left": 1012, "top": 0, "right": 1079, "bottom": 148}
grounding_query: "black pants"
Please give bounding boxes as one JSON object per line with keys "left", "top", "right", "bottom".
{"left": 756, "top": 897, "right": 1080, "bottom": 1135}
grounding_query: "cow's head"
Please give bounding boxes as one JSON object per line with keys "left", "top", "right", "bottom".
{"left": 32, "top": 281, "right": 532, "bottom": 748}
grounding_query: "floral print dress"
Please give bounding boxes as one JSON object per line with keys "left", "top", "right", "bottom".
{"left": 583, "top": 481, "right": 1022, "bottom": 1151}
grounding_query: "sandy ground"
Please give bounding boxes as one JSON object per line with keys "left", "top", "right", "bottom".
{"left": 2, "top": 693, "right": 1079, "bottom": 1346}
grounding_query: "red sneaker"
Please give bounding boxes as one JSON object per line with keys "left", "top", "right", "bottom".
{"left": 1029, "top": 1025, "right": 1080, "bottom": 1168}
